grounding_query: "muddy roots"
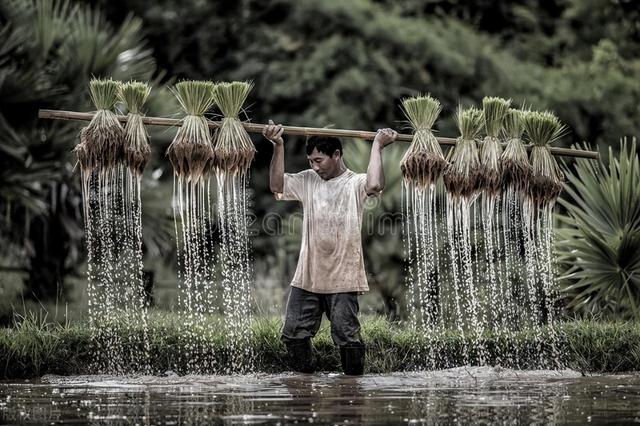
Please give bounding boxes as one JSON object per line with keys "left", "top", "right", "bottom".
{"left": 212, "top": 118, "right": 256, "bottom": 176}
{"left": 167, "top": 137, "right": 214, "bottom": 183}
{"left": 75, "top": 110, "right": 125, "bottom": 173}
{"left": 443, "top": 138, "right": 481, "bottom": 200}
{"left": 443, "top": 165, "right": 482, "bottom": 200}
{"left": 528, "top": 174, "right": 563, "bottom": 206}
{"left": 502, "top": 158, "right": 532, "bottom": 193}
{"left": 123, "top": 113, "right": 151, "bottom": 176}
{"left": 478, "top": 136, "right": 503, "bottom": 197}
{"left": 528, "top": 145, "right": 564, "bottom": 206}
{"left": 126, "top": 144, "right": 151, "bottom": 177}
{"left": 401, "top": 151, "right": 448, "bottom": 188}
{"left": 501, "top": 137, "right": 532, "bottom": 193}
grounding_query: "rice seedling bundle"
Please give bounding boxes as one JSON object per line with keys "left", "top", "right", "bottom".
{"left": 500, "top": 108, "right": 532, "bottom": 193}
{"left": 478, "top": 96, "right": 510, "bottom": 196}
{"left": 209, "top": 81, "right": 256, "bottom": 370}
{"left": 212, "top": 81, "right": 256, "bottom": 176}
{"left": 75, "top": 79, "right": 151, "bottom": 373}
{"left": 523, "top": 111, "right": 566, "bottom": 206}
{"left": 167, "top": 81, "right": 216, "bottom": 182}
{"left": 443, "top": 106, "right": 484, "bottom": 199}
{"left": 399, "top": 95, "right": 446, "bottom": 187}
{"left": 119, "top": 81, "right": 152, "bottom": 176}
{"left": 75, "top": 78, "right": 125, "bottom": 173}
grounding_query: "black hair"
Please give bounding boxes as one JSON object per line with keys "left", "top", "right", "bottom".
{"left": 306, "top": 135, "right": 343, "bottom": 157}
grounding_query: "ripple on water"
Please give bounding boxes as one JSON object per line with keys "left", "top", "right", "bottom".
{"left": 4, "top": 368, "right": 640, "bottom": 424}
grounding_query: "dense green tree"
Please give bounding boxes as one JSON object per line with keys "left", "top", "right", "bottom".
{"left": 94, "top": 0, "right": 639, "bottom": 151}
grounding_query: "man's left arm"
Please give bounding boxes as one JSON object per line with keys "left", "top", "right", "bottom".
{"left": 365, "top": 128, "right": 398, "bottom": 196}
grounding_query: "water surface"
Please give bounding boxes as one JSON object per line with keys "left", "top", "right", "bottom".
{"left": 2, "top": 367, "right": 639, "bottom": 424}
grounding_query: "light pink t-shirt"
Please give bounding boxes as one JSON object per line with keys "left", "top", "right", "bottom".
{"left": 277, "top": 169, "right": 374, "bottom": 293}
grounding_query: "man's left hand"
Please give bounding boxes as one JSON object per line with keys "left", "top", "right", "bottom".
{"left": 374, "top": 128, "right": 397, "bottom": 148}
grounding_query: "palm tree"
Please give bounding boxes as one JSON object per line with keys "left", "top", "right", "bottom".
{"left": 557, "top": 139, "right": 640, "bottom": 319}
{"left": 0, "top": 0, "right": 165, "bottom": 301}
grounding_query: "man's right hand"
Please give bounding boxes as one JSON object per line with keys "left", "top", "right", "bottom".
{"left": 263, "top": 119, "right": 284, "bottom": 146}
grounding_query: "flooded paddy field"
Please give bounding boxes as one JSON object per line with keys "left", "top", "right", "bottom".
{"left": 2, "top": 367, "right": 640, "bottom": 424}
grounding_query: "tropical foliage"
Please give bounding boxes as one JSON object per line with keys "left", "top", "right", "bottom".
{"left": 0, "top": 0, "right": 166, "bottom": 301}
{"left": 557, "top": 139, "right": 640, "bottom": 319}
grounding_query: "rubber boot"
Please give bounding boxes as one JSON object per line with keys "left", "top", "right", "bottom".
{"left": 340, "top": 342, "right": 365, "bottom": 376}
{"left": 285, "top": 339, "right": 315, "bottom": 374}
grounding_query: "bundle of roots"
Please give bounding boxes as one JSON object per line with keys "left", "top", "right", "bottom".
{"left": 120, "top": 81, "right": 152, "bottom": 176}
{"left": 444, "top": 138, "right": 482, "bottom": 199}
{"left": 501, "top": 108, "right": 532, "bottom": 193}
{"left": 213, "top": 118, "right": 255, "bottom": 175}
{"left": 501, "top": 138, "right": 532, "bottom": 194}
{"left": 123, "top": 114, "right": 152, "bottom": 176}
{"left": 523, "top": 110, "right": 567, "bottom": 206}
{"left": 529, "top": 145, "right": 564, "bottom": 206}
{"left": 212, "top": 81, "right": 256, "bottom": 176}
{"left": 75, "top": 78, "right": 125, "bottom": 174}
{"left": 401, "top": 142, "right": 448, "bottom": 187}
{"left": 399, "top": 95, "right": 445, "bottom": 187}
{"left": 478, "top": 136, "right": 503, "bottom": 197}
{"left": 443, "top": 106, "right": 484, "bottom": 200}
{"left": 168, "top": 116, "right": 215, "bottom": 181}
{"left": 478, "top": 97, "right": 511, "bottom": 197}
{"left": 166, "top": 81, "right": 216, "bottom": 182}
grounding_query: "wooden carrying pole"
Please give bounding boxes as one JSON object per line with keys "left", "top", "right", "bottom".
{"left": 38, "top": 109, "right": 600, "bottom": 160}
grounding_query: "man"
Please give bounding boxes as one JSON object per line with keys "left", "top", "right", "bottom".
{"left": 263, "top": 120, "right": 397, "bottom": 375}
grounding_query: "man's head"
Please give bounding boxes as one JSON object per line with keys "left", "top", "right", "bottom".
{"left": 306, "top": 136, "right": 343, "bottom": 180}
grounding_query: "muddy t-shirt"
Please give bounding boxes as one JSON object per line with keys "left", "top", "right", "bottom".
{"left": 276, "top": 169, "right": 374, "bottom": 293}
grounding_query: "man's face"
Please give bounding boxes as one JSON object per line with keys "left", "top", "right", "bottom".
{"left": 308, "top": 147, "right": 340, "bottom": 180}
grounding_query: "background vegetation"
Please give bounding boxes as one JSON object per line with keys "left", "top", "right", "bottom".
{"left": 1, "top": 0, "right": 639, "bottom": 323}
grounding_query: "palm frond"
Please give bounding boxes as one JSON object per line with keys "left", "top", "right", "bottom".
{"left": 557, "top": 138, "right": 640, "bottom": 319}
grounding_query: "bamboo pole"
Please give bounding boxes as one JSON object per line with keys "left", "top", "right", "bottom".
{"left": 38, "top": 109, "right": 600, "bottom": 160}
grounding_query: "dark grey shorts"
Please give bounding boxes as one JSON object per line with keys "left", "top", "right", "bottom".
{"left": 281, "top": 286, "right": 362, "bottom": 347}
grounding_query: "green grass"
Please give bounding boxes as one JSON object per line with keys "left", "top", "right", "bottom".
{"left": 2, "top": 314, "right": 640, "bottom": 379}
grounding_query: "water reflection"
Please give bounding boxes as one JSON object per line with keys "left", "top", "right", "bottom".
{"left": 2, "top": 368, "right": 640, "bottom": 425}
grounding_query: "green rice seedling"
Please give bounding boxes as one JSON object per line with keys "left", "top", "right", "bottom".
{"left": 119, "top": 81, "right": 152, "bottom": 176}
{"left": 75, "top": 78, "right": 125, "bottom": 173}
{"left": 399, "top": 94, "right": 445, "bottom": 187}
{"left": 523, "top": 111, "right": 567, "bottom": 206}
{"left": 166, "top": 80, "right": 216, "bottom": 182}
{"left": 500, "top": 108, "right": 532, "bottom": 193}
{"left": 478, "top": 96, "right": 511, "bottom": 196}
{"left": 443, "top": 106, "right": 484, "bottom": 199}
{"left": 211, "top": 81, "right": 256, "bottom": 176}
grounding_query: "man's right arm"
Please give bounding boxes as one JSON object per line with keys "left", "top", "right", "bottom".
{"left": 263, "top": 119, "right": 285, "bottom": 194}
{"left": 270, "top": 143, "right": 284, "bottom": 194}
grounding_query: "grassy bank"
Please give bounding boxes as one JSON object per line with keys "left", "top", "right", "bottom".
{"left": 2, "top": 314, "right": 640, "bottom": 379}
